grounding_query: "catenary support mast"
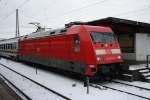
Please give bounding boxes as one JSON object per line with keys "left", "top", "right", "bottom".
{"left": 16, "top": 9, "right": 19, "bottom": 37}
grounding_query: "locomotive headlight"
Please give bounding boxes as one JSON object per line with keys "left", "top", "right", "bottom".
{"left": 117, "top": 55, "right": 121, "bottom": 59}
{"left": 97, "top": 56, "right": 103, "bottom": 61}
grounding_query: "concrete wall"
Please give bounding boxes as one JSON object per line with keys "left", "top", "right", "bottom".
{"left": 123, "top": 53, "right": 136, "bottom": 60}
{"left": 136, "top": 33, "right": 150, "bottom": 61}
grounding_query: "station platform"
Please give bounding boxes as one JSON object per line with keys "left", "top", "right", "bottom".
{"left": 0, "top": 77, "right": 22, "bottom": 100}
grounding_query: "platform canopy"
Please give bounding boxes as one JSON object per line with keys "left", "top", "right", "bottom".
{"left": 86, "top": 17, "right": 150, "bottom": 33}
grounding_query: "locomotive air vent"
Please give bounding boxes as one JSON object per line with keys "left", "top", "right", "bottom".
{"left": 60, "top": 29, "right": 67, "bottom": 33}
{"left": 50, "top": 31, "right": 55, "bottom": 35}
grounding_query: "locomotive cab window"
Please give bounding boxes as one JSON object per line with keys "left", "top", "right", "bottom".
{"left": 90, "top": 32, "right": 116, "bottom": 43}
{"left": 74, "top": 34, "right": 80, "bottom": 42}
{"left": 73, "top": 34, "right": 80, "bottom": 52}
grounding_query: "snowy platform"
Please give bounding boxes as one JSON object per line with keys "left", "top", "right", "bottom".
{"left": 0, "top": 58, "right": 149, "bottom": 100}
{"left": 129, "top": 64, "right": 150, "bottom": 71}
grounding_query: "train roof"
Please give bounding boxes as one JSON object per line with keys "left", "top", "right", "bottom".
{"left": 0, "top": 37, "right": 19, "bottom": 44}
{"left": 21, "top": 28, "right": 68, "bottom": 40}
{"left": 21, "top": 24, "right": 112, "bottom": 40}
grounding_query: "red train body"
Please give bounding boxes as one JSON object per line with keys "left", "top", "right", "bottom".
{"left": 0, "top": 25, "right": 123, "bottom": 77}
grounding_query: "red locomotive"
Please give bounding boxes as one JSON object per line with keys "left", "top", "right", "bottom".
{"left": 0, "top": 24, "right": 123, "bottom": 77}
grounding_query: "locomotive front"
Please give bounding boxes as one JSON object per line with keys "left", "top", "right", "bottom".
{"left": 82, "top": 25, "right": 123, "bottom": 77}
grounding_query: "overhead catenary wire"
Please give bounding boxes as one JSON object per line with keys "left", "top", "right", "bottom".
{"left": 34, "top": 0, "right": 150, "bottom": 24}
{"left": 1, "top": 0, "right": 150, "bottom": 24}
{"left": 114, "top": 6, "right": 150, "bottom": 17}
{"left": 0, "top": 0, "right": 31, "bottom": 23}
{"left": 50, "top": 0, "right": 108, "bottom": 17}
{"left": 49, "top": 0, "right": 107, "bottom": 19}
{"left": 12, "top": 0, "right": 109, "bottom": 30}
{"left": 1, "top": 0, "right": 149, "bottom": 25}
{"left": 26, "top": 0, "right": 108, "bottom": 22}
{"left": 1, "top": 0, "right": 150, "bottom": 37}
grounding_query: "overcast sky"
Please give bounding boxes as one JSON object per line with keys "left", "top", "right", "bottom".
{"left": 0, "top": 0, "right": 150, "bottom": 38}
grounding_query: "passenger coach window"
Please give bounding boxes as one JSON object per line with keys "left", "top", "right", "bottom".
{"left": 4, "top": 44, "right": 6, "bottom": 49}
{"left": 10, "top": 44, "right": 12, "bottom": 49}
{"left": 13, "top": 44, "right": 16, "bottom": 49}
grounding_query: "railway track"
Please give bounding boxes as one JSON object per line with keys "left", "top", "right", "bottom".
{"left": 112, "top": 80, "right": 150, "bottom": 91}
{"left": 0, "top": 73, "right": 31, "bottom": 100}
{"left": 1, "top": 58, "right": 150, "bottom": 100}
{"left": 0, "top": 62, "right": 71, "bottom": 100}
{"left": 91, "top": 81, "right": 150, "bottom": 100}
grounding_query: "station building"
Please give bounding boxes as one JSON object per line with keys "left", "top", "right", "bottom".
{"left": 86, "top": 17, "right": 150, "bottom": 63}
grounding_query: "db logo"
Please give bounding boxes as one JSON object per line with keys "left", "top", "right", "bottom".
{"left": 106, "top": 49, "right": 111, "bottom": 54}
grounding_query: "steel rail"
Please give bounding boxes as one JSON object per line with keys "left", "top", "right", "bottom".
{"left": 112, "top": 80, "right": 150, "bottom": 91}
{"left": 94, "top": 83, "right": 150, "bottom": 100}
{"left": 0, "top": 63, "right": 71, "bottom": 100}
{"left": 0, "top": 73, "right": 31, "bottom": 100}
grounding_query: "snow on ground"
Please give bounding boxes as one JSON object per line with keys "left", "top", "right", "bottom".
{"left": 115, "top": 80, "right": 150, "bottom": 90}
{"left": 0, "top": 58, "right": 148, "bottom": 100}
{"left": 103, "top": 82, "right": 150, "bottom": 98}
{"left": 129, "top": 64, "right": 150, "bottom": 70}
{"left": 0, "top": 63, "right": 65, "bottom": 100}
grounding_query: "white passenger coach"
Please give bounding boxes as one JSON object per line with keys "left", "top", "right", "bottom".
{"left": 0, "top": 37, "right": 19, "bottom": 58}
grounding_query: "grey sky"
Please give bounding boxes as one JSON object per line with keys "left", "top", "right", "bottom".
{"left": 0, "top": 0, "right": 150, "bottom": 38}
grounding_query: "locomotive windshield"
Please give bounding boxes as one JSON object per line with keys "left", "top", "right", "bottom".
{"left": 90, "top": 32, "right": 116, "bottom": 43}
